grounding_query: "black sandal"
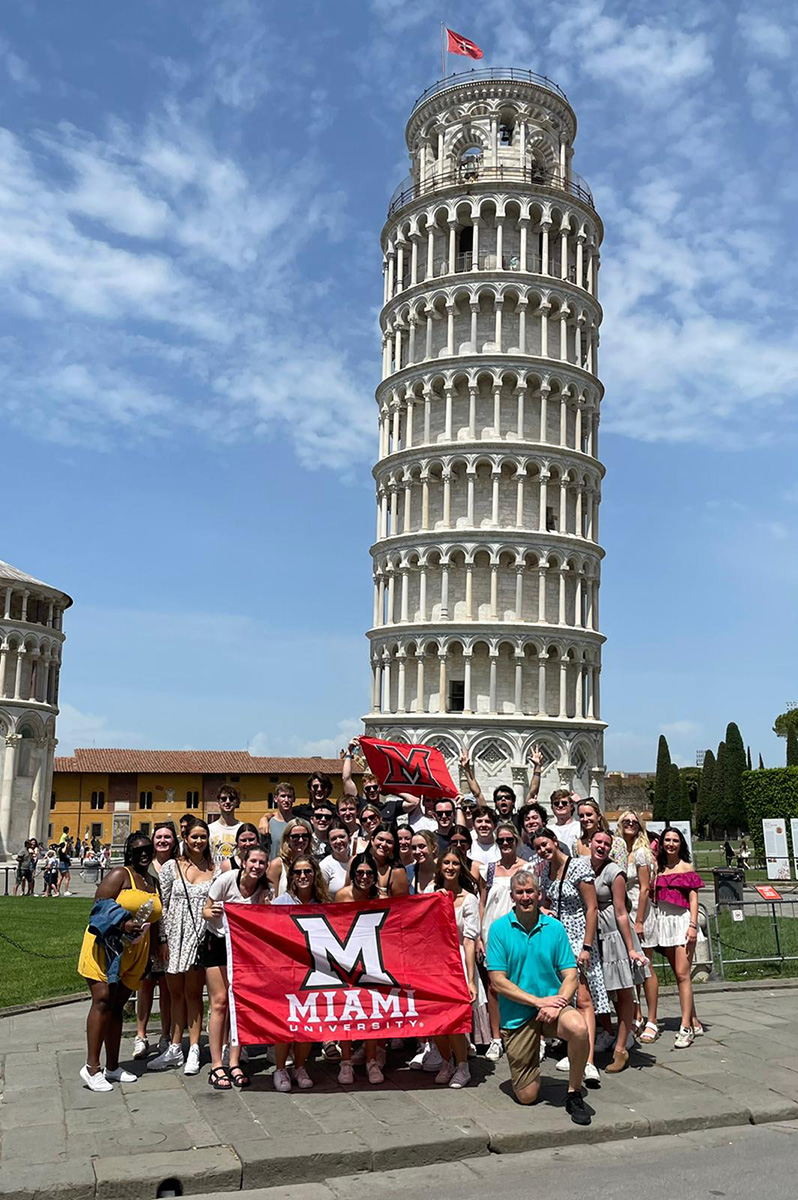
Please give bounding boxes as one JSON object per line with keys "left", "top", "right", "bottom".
{"left": 209, "top": 1067, "right": 232, "bottom": 1090}
{"left": 229, "top": 1066, "right": 251, "bottom": 1088}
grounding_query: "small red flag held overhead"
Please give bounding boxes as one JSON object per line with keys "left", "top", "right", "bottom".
{"left": 446, "top": 27, "right": 484, "bottom": 60}
{"left": 359, "top": 736, "right": 459, "bottom": 800}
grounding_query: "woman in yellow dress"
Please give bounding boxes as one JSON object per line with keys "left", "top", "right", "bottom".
{"left": 77, "top": 833, "right": 165, "bottom": 1091}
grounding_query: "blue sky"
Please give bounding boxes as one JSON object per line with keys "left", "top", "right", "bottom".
{"left": 1, "top": 0, "right": 796, "bottom": 770}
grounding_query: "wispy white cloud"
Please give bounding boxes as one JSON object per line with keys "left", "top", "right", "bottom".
{"left": 56, "top": 703, "right": 145, "bottom": 755}
{"left": 249, "top": 718, "right": 361, "bottom": 760}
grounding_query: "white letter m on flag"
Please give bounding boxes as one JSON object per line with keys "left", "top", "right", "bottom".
{"left": 291, "top": 911, "right": 398, "bottom": 989}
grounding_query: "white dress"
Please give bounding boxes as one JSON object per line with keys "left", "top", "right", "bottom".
{"left": 625, "top": 848, "right": 659, "bottom": 948}
{"left": 478, "top": 863, "right": 516, "bottom": 945}
{"left": 159, "top": 859, "right": 217, "bottom": 974}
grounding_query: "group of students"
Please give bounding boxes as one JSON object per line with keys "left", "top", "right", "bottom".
{"left": 75, "top": 750, "right": 705, "bottom": 1124}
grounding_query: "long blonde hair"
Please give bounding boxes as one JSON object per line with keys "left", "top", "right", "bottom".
{"left": 277, "top": 818, "right": 313, "bottom": 868}
{"left": 616, "top": 810, "right": 656, "bottom": 875}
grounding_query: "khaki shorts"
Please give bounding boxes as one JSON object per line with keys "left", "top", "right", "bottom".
{"left": 502, "top": 1017, "right": 558, "bottom": 1094}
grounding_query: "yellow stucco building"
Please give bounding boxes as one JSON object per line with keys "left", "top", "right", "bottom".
{"left": 51, "top": 750, "right": 359, "bottom": 845}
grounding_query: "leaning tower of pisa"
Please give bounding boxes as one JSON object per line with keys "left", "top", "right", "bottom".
{"left": 363, "top": 68, "right": 606, "bottom": 807}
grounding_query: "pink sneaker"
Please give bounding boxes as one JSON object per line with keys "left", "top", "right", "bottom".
{"left": 338, "top": 1061, "right": 354, "bottom": 1085}
{"left": 367, "top": 1060, "right": 384, "bottom": 1085}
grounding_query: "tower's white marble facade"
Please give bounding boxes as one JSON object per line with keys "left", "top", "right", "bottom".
{"left": 0, "top": 560, "right": 71, "bottom": 856}
{"left": 363, "top": 69, "right": 607, "bottom": 805}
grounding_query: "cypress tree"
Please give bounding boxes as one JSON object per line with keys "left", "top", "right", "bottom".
{"left": 725, "top": 722, "right": 747, "bottom": 832}
{"left": 747, "top": 745, "right": 752, "bottom": 771}
{"left": 695, "top": 749, "right": 714, "bottom": 834}
{"left": 653, "top": 734, "right": 671, "bottom": 821}
{"left": 758, "top": 752, "right": 765, "bottom": 769}
{"left": 670, "top": 764, "right": 692, "bottom": 822}
{"left": 788, "top": 727, "right": 798, "bottom": 767}
{"left": 710, "top": 740, "right": 727, "bottom": 834}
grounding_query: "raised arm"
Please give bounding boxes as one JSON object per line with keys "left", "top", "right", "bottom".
{"left": 341, "top": 739, "right": 360, "bottom": 798}
{"left": 525, "top": 746, "right": 543, "bottom": 802}
{"left": 460, "top": 744, "right": 486, "bottom": 804}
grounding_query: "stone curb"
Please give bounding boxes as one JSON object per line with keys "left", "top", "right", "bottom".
{"left": 2, "top": 1100, "right": 798, "bottom": 1199}
{"left": 5, "top": 975, "right": 798, "bottom": 1020}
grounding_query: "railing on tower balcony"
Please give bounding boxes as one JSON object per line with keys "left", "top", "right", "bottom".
{"left": 410, "top": 68, "right": 569, "bottom": 115}
{"left": 388, "top": 165, "right": 594, "bottom": 218}
{"left": 401, "top": 252, "right": 578, "bottom": 283}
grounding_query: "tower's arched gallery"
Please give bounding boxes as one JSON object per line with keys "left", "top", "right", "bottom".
{"left": 363, "top": 69, "right": 607, "bottom": 806}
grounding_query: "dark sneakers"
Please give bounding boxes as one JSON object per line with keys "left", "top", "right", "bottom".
{"left": 565, "top": 1090, "right": 592, "bottom": 1126}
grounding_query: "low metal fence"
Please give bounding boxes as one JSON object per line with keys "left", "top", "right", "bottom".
{"left": 1, "top": 863, "right": 107, "bottom": 895}
{"left": 711, "top": 897, "right": 798, "bottom": 977}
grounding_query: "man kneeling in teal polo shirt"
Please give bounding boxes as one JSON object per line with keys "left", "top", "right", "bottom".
{"left": 487, "top": 870, "right": 591, "bottom": 1125}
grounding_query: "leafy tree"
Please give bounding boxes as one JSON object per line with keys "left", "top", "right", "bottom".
{"left": 670, "top": 765, "right": 693, "bottom": 822}
{"left": 653, "top": 735, "right": 671, "bottom": 821}
{"left": 788, "top": 727, "right": 798, "bottom": 767}
{"left": 695, "top": 749, "right": 714, "bottom": 834}
{"left": 759, "top": 753, "right": 765, "bottom": 770}
{"left": 710, "top": 740, "right": 727, "bottom": 833}
{"left": 725, "top": 722, "right": 748, "bottom": 832}
{"left": 773, "top": 710, "right": 798, "bottom": 739}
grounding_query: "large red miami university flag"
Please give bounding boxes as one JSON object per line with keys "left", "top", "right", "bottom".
{"left": 226, "top": 893, "right": 471, "bottom": 1044}
{"left": 359, "top": 736, "right": 458, "bottom": 800}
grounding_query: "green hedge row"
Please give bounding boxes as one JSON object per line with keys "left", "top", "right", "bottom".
{"left": 743, "top": 767, "right": 798, "bottom": 859}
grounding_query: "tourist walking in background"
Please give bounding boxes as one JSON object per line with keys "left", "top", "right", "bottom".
{"left": 148, "top": 819, "right": 216, "bottom": 1075}
{"left": 78, "top": 833, "right": 164, "bottom": 1091}
{"left": 134, "top": 821, "right": 178, "bottom": 1059}
{"left": 655, "top": 828, "right": 705, "bottom": 1047}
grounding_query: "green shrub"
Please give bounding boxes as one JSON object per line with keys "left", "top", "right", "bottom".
{"left": 743, "top": 767, "right": 798, "bottom": 860}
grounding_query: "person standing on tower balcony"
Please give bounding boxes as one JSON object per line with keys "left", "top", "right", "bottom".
{"left": 208, "top": 786, "right": 242, "bottom": 867}
{"left": 342, "top": 738, "right": 416, "bottom": 825}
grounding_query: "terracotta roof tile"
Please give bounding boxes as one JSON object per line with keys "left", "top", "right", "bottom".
{"left": 53, "top": 749, "right": 359, "bottom": 775}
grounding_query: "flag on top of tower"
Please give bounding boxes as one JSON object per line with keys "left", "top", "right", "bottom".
{"left": 446, "top": 28, "right": 484, "bottom": 59}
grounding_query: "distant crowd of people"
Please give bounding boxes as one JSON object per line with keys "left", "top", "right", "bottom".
{"left": 74, "top": 742, "right": 706, "bottom": 1128}
{"left": 12, "top": 828, "right": 112, "bottom": 898}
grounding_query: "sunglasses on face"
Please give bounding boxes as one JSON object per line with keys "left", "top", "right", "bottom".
{"left": 293, "top": 868, "right": 314, "bottom": 877}
{"left": 313, "top": 812, "right": 332, "bottom": 821}
{"left": 289, "top": 833, "right": 309, "bottom": 842}
{"left": 497, "top": 837, "right": 515, "bottom": 845}
{"left": 436, "top": 811, "right": 453, "bottom": 819}
{"left": 355, "top": 870, "right": 375, "bottom": 880}
{"left": 363, "top": 785, "right": 380, "bottom": 793}
{"left": 552, "top": 800, "right": 570, "bottom": 808}
{"left": 621, "top": 820, "right": 639, "bottom": 828}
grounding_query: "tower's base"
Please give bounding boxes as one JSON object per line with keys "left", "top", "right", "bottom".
{"left": 362, "top": 714, "right": 606, "bottom": 809}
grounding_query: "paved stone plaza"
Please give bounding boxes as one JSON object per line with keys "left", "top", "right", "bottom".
{"left": 1, "top": 984, "right": 798, "bottom": 1199}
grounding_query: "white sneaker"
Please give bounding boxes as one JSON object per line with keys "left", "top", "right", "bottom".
{"left": 422, "top": 1044, "right": 444, "bottom": 1072}
{"left": 104, "top": 1067, "right": 137, "bottom": 1083}
{"left": 583, "top": 1061, "right": 601, "bottom": 1088}
{"left": 485, "top": 1038, "right": 504, "bottom": 1062}
{"left": 556, "top": 1055, "right": 570, "bottom": 1072}
{"left": 80, "top": 1065, "right": 114, "bottom": 1092}
{"left": 409, "top": 1041, "right": 429, "bottom": 1070}
{"left": 367, "top": 1060, "right": 384, "bottom": 1085}
{"left": 674, "top": 1026, "right": 695, "bottom": 1049}
{"left": 147, "top": 1043, "right": 184, "bottom": 1071}
{"left": 434, "top": 1059, "right": 455, "bottom": 1084}
{"left": 63, "top": 891, "right": 73, "bottom": 896}
{"left": 594, "top": 1028, "right": 615, "bottom": 1052}
{"left": 132, "top": 1036, "right": 149, "bottom": 1059}
{"left": 273, "top": 1067, "right": 292, "bottom": 1092}
{"left": 338, "top": 1061, "right": 354, "bottom": 1085}
{"left": 184, "top": 1045, "right": 201, "bottom": 1075}
{"left": 449, "top": 1063, "right": 471, "bottom": 1089}
{"left": 293, "top": 1066, "right": 313, "bottom": 1090}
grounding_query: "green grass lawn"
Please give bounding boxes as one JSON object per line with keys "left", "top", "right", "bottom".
{"left": 712, "top": 909, "right": 798, "bottom": 981}
{"left": 0, "top": 897, "right": 92, "bottom": 1009}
